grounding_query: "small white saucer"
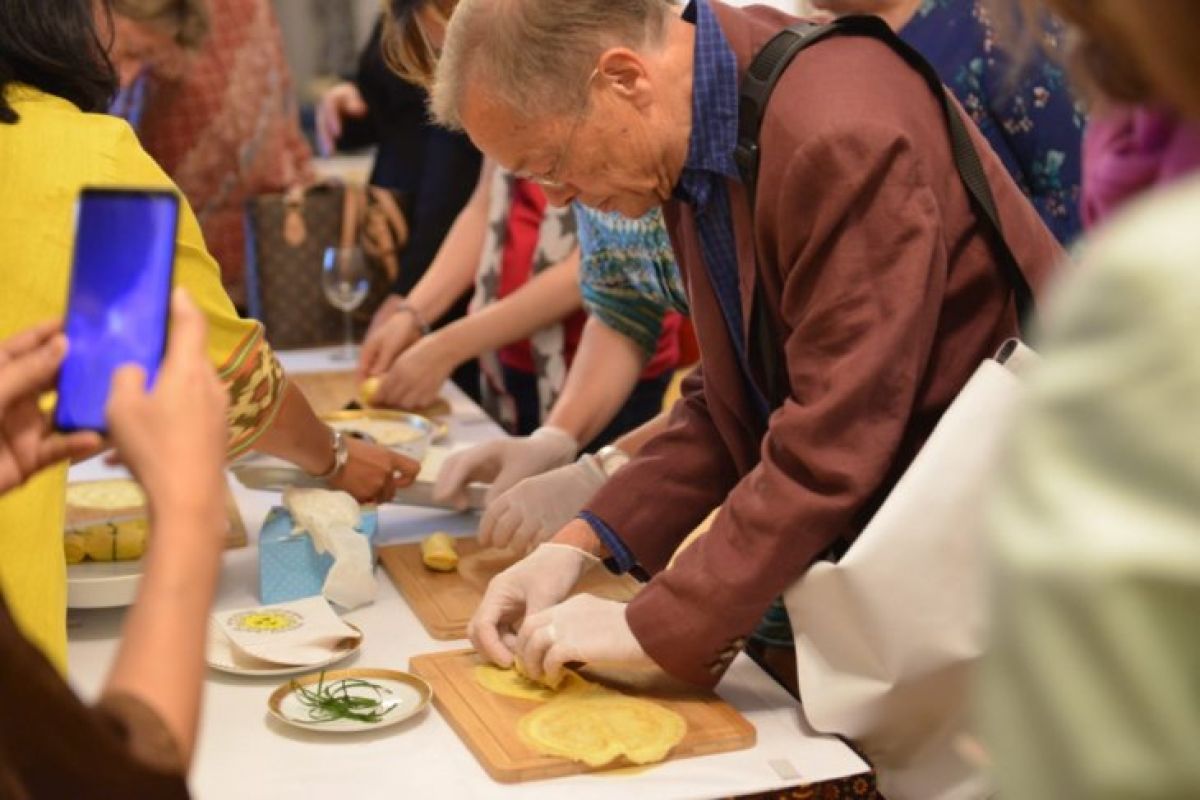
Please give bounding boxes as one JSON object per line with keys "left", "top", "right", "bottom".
{"left": 268, "top": 668, "right": 431, "bottom": 733}
{"left": 207, "top": 620, "right": 362, "bottom": 677}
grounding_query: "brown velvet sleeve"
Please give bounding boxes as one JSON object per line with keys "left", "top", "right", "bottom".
{"left": 0, "top": 594, "right": 188, "bottom": 799}
{"left": 626, "top": 118, "right": 951, "bottom": 687}
{"left": 582, "top": 364, "right": 743, "bottom": 572}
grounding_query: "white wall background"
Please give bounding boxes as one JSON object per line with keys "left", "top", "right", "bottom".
{"left": 724, "top": 0, "right": 814, "bottom": 11}
{"left": 272, "top": 0, "right": 818, "bottom": 102}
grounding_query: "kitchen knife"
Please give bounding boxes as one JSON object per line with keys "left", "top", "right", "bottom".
{"left": 229, "top": 462, "right": 487, "bottom": 512}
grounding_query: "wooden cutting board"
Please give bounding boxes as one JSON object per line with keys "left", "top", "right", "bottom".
{"left": 410, "top": 648, "right": 757, "bottom": 783}
{"left": 291, "top": 370, "right": 451, "bottom": 418}
{"left": 379, "top": 539, "right": 640, "bottom": 640}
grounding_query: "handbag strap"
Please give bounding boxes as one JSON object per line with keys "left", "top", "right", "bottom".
{"left": 734, "top": 15, "right": 1037, "bottom": 409}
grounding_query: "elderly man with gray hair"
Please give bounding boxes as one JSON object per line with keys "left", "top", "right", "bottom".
{"left": 436, "top": 0, "right": 1063, "bottom": 693}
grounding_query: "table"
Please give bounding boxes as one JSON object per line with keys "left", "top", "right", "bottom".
{"left": 66, "top": 348, "right": 869, "bottom": 800}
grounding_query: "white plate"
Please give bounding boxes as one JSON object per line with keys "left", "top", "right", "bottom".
{"left": 207, "top": 620, "right": 363, "bottom": 677}
{"left": 268, "top": 668, "right": 431, "bottom": 733}
{"left": 67, "top": 560, "right": 142, "bottom": 609}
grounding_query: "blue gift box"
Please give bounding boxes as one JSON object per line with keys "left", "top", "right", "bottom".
{"left": 258, "top": 506, "right": 378, "bottom": 605}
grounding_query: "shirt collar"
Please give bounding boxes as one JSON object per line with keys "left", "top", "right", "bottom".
{"left": 680, "top": 0, "right": 741, "bottom": 186}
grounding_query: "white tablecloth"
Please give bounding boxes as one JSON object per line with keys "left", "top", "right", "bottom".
{"left": 66, "top": 348, "right": 867, "bottom": 799}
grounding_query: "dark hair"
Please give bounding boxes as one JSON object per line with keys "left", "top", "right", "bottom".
{"left": 0, "top": 0, "right": 119, "bottom": 124}
{"left": 990, "top": 0, "right": 1154, "bottom": 107}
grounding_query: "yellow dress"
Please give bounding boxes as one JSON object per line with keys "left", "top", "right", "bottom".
{"left": 0, "top": 85, "right": 286, "bottom": 670}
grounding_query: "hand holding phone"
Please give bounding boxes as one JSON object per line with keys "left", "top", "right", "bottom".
{"left": 55, "top": 188, "right": 180, "bottom": 434}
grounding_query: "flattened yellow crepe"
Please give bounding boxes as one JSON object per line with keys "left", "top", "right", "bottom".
{"left": 473, "top": 663, "right": 688, "bottom": 767}
{"left": 518, "top": 693, "right": 687, "bottom": 767}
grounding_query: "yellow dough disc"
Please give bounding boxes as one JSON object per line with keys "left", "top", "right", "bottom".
{"left": 472, "top": 663, "right": 594, "bottom": 702}
{"left": 518, "top": 692, "right": 687, "bottom": 767}
{"left": 66, "top": 479, "right": 146, "bottom": 510}
{"left": 63, "top": 532, "right": 85, "bottom": 565}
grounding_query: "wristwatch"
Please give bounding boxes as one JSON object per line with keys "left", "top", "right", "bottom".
{"left": 313, "top": 429, "right": 350, "bottom": 481}
{"left": 591, "top": 445, "right": 631, "bottom": 478}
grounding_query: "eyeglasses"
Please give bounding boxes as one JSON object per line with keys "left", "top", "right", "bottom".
{"left": 519, "top": 69, "right": 599, "bottom": 190}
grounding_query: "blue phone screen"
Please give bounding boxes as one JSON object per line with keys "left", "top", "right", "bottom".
{"left": 55, "top": 191, "right": 179, "bottom": 432}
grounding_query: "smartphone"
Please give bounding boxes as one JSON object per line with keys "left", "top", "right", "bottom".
{"left": 54, "top": 188, "right": 180, "bottom": 433}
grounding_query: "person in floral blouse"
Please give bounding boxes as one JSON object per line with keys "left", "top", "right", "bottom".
{"left": 814, "top": 0, "right": 1085, "bottom": 245}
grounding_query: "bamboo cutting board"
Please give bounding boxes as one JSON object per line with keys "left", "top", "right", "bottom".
{"left": 409, "top": 649, "right": 757, "bottom": 783}
{"left": 290, "top": 370, "right": 451, "bottom": 418}
{"left": 379, "top": 539, "right": 640, "bottom": 640}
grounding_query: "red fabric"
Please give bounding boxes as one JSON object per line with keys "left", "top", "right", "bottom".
{"left": 641, "top": 311, "right": 684, "bottom": 380}
{"left": 136, "top": 0, "right": 313, "bottom": 307}
{"left": 676, "top": 316, "right": 701, "bottom": 367}
{"left": 496, "top": 180, "right": 586, "bottom": 373}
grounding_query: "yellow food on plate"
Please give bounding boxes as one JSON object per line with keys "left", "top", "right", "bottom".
{"left": 518, "top": 691, "right": 687, "bottom": 767}
{"left": 66, "top": 479, "right": 146, "bottom": 510}
{"left": 74, "top": 519, "right": 149, "bottom": 563}
{"left": 420, "top": 532, "right": 459, "bottom": 572}
{"left": 359, "top": 376, "right": 381, "bottom": 407}
{"left": 63, "top": 532, "right": 85, "bottom": 565}
{"left": 473, "top": 663, "right": 593, "bottom": 702}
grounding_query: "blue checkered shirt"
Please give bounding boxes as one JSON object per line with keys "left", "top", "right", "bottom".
{"left": 583, "top": 0, "right": 768, "bottom": 575}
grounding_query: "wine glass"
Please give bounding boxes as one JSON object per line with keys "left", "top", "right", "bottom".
{"left": 321, "top": 246, "right": 370, "bottom": 361}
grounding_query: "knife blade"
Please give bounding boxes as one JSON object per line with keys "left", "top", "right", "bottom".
{"left": 229, "top": 462, "right": 487, "bottom": 512}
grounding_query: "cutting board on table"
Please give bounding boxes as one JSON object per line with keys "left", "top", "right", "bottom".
{"left": 291, "top": 370, "right": 451, "bottom": 418}
{"left": 410, "top": 648, "right": 757, "bottom": 783}
{"left": 379, "top": 539, "right": 640, "bottom": 640}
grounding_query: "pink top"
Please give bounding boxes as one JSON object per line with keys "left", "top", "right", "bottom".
{"left": 1083, "top": 106, "right": 1200, "bottom": 228}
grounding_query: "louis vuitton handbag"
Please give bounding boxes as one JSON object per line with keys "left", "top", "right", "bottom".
{"left": 245, "top": 181, "right": 408, "bottom": 350}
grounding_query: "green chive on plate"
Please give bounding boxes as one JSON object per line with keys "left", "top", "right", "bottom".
{"left": 268, "top": 668, "right": 432, "bottom": 733}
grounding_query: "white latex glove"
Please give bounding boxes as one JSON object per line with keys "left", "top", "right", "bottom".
{"left": 515, "top": 594, "right": 652, "bottom": 684}
{"left": 433, "top": 426, "right": 578, "bottom": 508}
{"left": 478, "top": 455, "right": 610, "bottom": 553}
{"left": 468, "top": 543, "right": 598, "bottom": 668}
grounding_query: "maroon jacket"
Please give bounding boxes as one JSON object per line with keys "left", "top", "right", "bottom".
{"left": 582, "top": 2, "right": 1065, "bottom": 688}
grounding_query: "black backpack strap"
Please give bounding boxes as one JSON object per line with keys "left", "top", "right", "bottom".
{"left": 737, "top": 15, "right": 1036, "bottom": 411}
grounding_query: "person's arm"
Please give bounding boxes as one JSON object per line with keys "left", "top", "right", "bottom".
{"left": 374, "top": 246, "right": 583, "bottom": 410}
{"left": 102, "top": 290, "right": 227, "bottom": 765}
{"left": 359, "top": 160, "right": 495, "bottom": 377}
{"left": 434, "top": 246, "right": 582, "bottom": 363}
{"left": 553, "top": 363, "right": 739, "bottom": 567}
{"left": 582, "top": 119, "right": 955, "bottom": 687}
{"left": 986, "top": 41, "right": 1085, "bottom": 244}
{"left": 542, "top": 316, "right": 646, "bottom": 445}
{"left": 431, "top": 320, "right": 662, "bottom": 550}
{"left": 110, "top": 124, "right": 418, "bottom": 503}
